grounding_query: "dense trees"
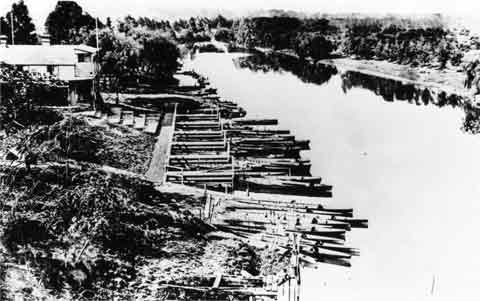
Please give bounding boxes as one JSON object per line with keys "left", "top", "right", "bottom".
{"left": 228, "top": 15, "right": 466, "bottom": 69}
{"left": 295, "top": 33, "right": 334, "bottom": 60}
{"left": 93, "top": 25, "right": 180, "bottom": 90}
{"left": 214, "top": 28, "right": 233, "bottom": 43}
{"left": 233, "top": 17, "right": 304, "bottom": 50}
{"left": 231, "top": 17, "right": 338, "bottom": 58}
{"left": 41, "top": 2, "right": 181, "bottom": 88}
{"left": 0, "top": 0, "right": 37, "bottom": 45}
{"left": 45, "top": 1, "right": 99, "bottom": 44}
{"left": 341, "top": 21, "right": 463, "bottom": 68}
{"left": 211, "top": 15, "right": 233, "bottom": 29}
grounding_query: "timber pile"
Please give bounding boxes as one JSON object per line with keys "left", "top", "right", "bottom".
{"left": 165, "top": 84, "right": 330, "bottom": 197}
{"left": 166, "top": 108, "right": 234, "bottom": 190}
{"left": 207, "top": 195, "right": 367, "bottom": 269}
{"left": 162, "top": 75, "right": 367, "bottom": 273}
{"left": 108, "top": 73, "right": 368, "bottom": 300}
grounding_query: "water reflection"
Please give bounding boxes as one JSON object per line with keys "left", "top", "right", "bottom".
{"left": 234, "top": 52, "right": 480, "bottom": 135}
{"left": 341, "top": 71, "right": 480, "bottom": 134}
{"left": 234, "top": 52, "right": 338, "bottom": 86}
{"left": 341, "top": 71, "right": 463, "bottom": 107}
{"left": 185, "top": 53, "right": 480, "bottom": 300}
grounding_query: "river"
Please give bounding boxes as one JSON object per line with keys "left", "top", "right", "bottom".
{"left": 183, "top": 52, "right": 480, "bottom": 301}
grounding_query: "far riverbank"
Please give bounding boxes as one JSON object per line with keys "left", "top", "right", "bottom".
{"left": 319, "top": 58, "right": 476, "bottom": 102}
{"left": 254, "top": 47, "right": 476, "bottom": 104}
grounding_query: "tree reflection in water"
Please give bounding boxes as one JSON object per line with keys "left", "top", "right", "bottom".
{"left": 234, "top": 52, "right": 337, "bottom": 86}
{"left": 341, "top": 71, "right": 480, "bottom": 134}
{"left": 233, "top": 52, "right": 480, "bottom": 135}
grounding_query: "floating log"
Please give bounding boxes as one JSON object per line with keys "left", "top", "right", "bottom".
{"left": 232, "top": 141, "right": 310, "bottom": 153}
{"left": 175, "top": 121, "right": 221, "bottom": 127}
{"left": 230, "top": 118, "right": 278, "bottom": 126}
{"left": 230, "top": 135, "right": 295, "bottom": 142}
{"left": 227, "top": 129, "right": 291, "bottom": 136}
{"left": 221, "top": 201, "right": 344, "bottom": 217}
{"left": 232, "top": 147, "right": 302, "bottom": 159}
{"left": 332, "top": 217, "right": 369, "bottom": 228}
{"left": 237, "top": 177, "right": 332, "bottom": 198}
{"left": 176, "top": 114, "right": 219, "bottom": 121}
{"left": 274, "top": 176, "right": 322, "bottom": 184}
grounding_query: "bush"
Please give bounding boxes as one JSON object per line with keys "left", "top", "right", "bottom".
{"left": 25, "top": 117, "right": 155, "bottom": 173}
{"left": 0, "top": 165, "right": 209, "bottom": 295}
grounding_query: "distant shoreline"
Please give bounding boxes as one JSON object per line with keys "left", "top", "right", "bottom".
{"left": 319, "top": 58, "right": 472, "bottom": 98}
{"left": 254, "top": 47, "right": 478, "bottom": 106}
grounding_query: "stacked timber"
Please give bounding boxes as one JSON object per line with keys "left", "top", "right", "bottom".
{"left": 163, "top": 82, "right": 330, "bottom": 197}
{"left": 166, "top": 109, "right": 234, "bottom": 191}
{"left": 160, "top": 75, "right": 367, "bottom": 300}
{"left": 212, "top": 197, "right": 367, "bottom": 268}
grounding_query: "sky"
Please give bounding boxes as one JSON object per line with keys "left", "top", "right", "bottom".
{"left": 0, "top": 0, "right": 479, "bottom": 32}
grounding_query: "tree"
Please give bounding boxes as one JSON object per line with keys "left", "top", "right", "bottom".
{"left": 140, "top": 31, "right": 181, "bottom": 82}
{"left": 93, "top": 29, "right": 139, "bottom": 92}
{"left": 45, "top": 1, "right": 97, "bottom": 44}
{"left": 106, "top": 17, "right": 112, "bottom": 29}
{"left": 214, "top": 28, "right": 233, "bottom": 43}
{"left": 94, "top": 27, "right": 180, "bottom": 91}
{"left": 437, "top": 41, "right": 450, "bottom": 69}
{"left": 212, "top": 15, "right": 232, "bottom": 29}
{"left": 295, "top": 32, "right": 334, "bottom": 60}
{"left": 0, "top": 17, "right": 7, "bottom": 36}
{"left": 4, "top": 0, "right": 38, "bottom": 45}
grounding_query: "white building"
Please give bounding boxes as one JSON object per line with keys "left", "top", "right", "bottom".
{"left": 0, "top": 34, "right": 98, "bottom": 105}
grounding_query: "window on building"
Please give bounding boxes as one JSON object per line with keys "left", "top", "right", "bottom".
{"left": 77, "top": 53, "right": 92, "bottom": 63}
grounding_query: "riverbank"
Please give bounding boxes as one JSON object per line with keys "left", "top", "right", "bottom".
{"left": 319, "top": 58, "right": 473, "bottom": 99}
{"left": 0, "top": 68, "right": 368, "bottom": 300}
{"left": 0, "top": 116, "right": 263, "bottom": 300}
{"left": 254, "top": 46, "right": 466, "bottom": 93}
{"left": 254, "top": 47, "right": 476, "bottom": 103}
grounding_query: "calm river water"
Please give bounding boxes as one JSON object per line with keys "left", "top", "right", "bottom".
{"left": 184, "top": 52, "right": 480, "bottom": 301}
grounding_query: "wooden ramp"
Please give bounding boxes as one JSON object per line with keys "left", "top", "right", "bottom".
{"left": 146, "top": 109, "right": 176, "bottom": 183}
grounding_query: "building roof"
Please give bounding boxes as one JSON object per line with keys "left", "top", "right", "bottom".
{"left": 0, "top": 45, "right": 98, "bottom": 66}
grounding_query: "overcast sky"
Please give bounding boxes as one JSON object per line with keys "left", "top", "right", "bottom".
{"left": 0, "top": 0, "right": 479, "bottom": 31}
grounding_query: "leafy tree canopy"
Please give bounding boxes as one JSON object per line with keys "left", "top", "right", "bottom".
{"left": 2, "top": 0, "right": 38, "bottom": 45}
{"left": 92, "top": 27, "right": 180, "bottom": 90}
{"left": 45, "top": 1, "right": 99, "bottom": 44}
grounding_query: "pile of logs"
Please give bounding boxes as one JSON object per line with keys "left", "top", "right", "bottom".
{"left": 160, "top": 72, "right": 368, "bottom": 300}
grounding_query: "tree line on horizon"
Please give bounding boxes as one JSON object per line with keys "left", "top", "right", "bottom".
{"left": 164, "top": 13, "right": 471, "bottom": 69}
{"left": 1, "top": 1, "right": 478, "bottom": 88}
